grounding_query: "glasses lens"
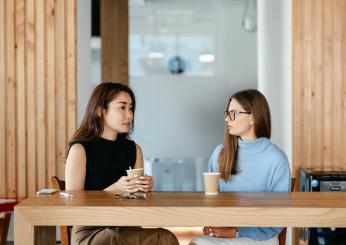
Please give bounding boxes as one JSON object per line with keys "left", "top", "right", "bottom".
{"left": 230, "top": 111, "right": 235, "bottom": 120}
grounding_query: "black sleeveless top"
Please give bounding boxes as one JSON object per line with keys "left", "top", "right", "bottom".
{"left": 72, "top": 137, "right": 136, "bottom": 190}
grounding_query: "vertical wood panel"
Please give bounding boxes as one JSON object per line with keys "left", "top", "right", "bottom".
{"left": 26, "top": 0, "right": 36, "bottom": 197}
{"left": 35, "top": 0, "right": 46, "bottom": 190}
{"left": 66, "top": 0, "right": 77, "bottom": 148}
{"left": 101, "top": 0, "right": 128, "bottom": 84}
{"left": 16, "top": 0, "right": 26, "bottom": 198}
{"left": 46, "top": 0, "right": 56, "bottom": 182}
{"left": 293, "top": 0, "right": 346, "bottom": 176}
{"left": 0, "top": 0, "right": 6, "bottom": 196}
{"left": 322, "top": 0, "right": 333, "bottom": 169}
{"left": 5, "top": 0, "right": 17, "bottom": 198}
{"left": 332, "top": 0, "right": 344, "bottom": 166}
{"left": 55, "top": 0, "right": 66, "bottom": 178}
{"left": 310, "top": 0, "right": 324, "bottom": 171}
{"left": 0, "top": 0, "right": 76, "bottom": 198}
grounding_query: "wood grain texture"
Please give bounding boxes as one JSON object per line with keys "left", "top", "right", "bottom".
{"left": 101, "top": 0, "right": 128, "bottom": 84}
{"left": 5, "top": 0, "right": 17, "bottom": 199}
{"left": 0, "top": 0, "right": 6, "bottom": 196}
{"left": 293, "top": 0, "right": 346, "bottom": 175}
{"left": 14, "top": 191, "right": 346, "bottom": 245}
{"left": 16, "top": 0, "right": 26, "bottom": 199}
{"left": 0, "top": 0, "right": 77, "bottom": 198}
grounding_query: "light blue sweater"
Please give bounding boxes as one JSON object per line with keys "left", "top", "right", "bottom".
{"left": 209, "top": 137, "right": 291, "bottom": 241}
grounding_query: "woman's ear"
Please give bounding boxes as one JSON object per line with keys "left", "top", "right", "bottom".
{"left": 249, "top": 115, "right": 254, "bottom": 125}
{"left": 97, "top": 107, "right": 102, "bottom": 118}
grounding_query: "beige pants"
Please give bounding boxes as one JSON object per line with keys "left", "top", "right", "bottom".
{"left": 71, "top": 226, "right": 179, "bottom": 245}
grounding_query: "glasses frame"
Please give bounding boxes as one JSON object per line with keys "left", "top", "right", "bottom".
{"left": 224, "top": 110, "right": 251, "bottom": 121}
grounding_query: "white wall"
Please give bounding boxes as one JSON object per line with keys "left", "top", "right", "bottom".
{"left": 130, "top": 0, "right": 257, "bottom": 159}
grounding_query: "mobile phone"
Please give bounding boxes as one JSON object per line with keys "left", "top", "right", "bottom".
{"left": 36, "top": 188, "right": 58, "bottom": 195}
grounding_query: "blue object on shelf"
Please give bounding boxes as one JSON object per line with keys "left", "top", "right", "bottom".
{"left": 168, "top": 55, "right": 186, "bottom": 74}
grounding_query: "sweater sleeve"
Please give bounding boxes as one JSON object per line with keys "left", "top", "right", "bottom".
{"left": 238, "top": 150, "right": 291, "bottom": 240}
{"left": 208, "top": 145, "right": 223, "bottom": 172}
{"left": 238, "top": 227, "right": 283, "bottom": 241}
{"left": 269, "top": 154, "right": 291, "bottom": 192}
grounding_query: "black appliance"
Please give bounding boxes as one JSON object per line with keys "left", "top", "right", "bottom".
{"left": 300, "top": 168, "right": 346, "bottom": 245}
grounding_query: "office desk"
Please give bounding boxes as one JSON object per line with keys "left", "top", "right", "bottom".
{"left": 14, "top": 191, "right": 346, "bottom": 245}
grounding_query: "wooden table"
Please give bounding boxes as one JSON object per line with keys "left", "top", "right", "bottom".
{"left": 14, "top": 191, "right": 346, "bottom": 244}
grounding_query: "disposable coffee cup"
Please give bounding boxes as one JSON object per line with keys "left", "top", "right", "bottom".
{"left": 203, "top": 172, "right": 220, "bottom": 195}
{"left": 126, "top": 168, "right": 144, "bottom": 180}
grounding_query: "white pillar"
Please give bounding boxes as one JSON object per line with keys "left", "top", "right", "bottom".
{"left": 258, "top": 1, "right": 292, "bottom": 244}
{"left": 258, "top": 0, "right": 292, "bottom": 162}
{"left": 77, "top": 0, "right": 92, "bottom": 123}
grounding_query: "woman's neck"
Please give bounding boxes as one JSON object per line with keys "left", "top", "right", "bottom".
{"left": 100, "top": 128, "right": 118, "bottom": 141}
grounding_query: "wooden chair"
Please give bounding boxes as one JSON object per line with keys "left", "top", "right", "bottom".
{"left": 278, "top": 178, "right": 296, "bottom": 245}
{"left": 51, "top": 176, "right": 72, "bottom": 245}
{"left": 0, "top": 212, "right": 11, "bottom": 245}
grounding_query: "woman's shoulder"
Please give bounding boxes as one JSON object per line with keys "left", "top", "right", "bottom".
{"left": 68, "top": 142, "right": 86, "bottom": 157}
{"left": 265, "top": 141, "right": 289, "bottom": 164}
{"left": 212, "top": 144, "right": 223, "bottom": 155}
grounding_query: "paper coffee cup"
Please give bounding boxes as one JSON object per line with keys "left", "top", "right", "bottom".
{"left": 126, "top": 168, "right": 144, "bottom": 180}
{"left": 203, "top": 172, "right": 220, "bottom": 195}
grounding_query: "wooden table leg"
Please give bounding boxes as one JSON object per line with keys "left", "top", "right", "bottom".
{"left": 15, "top": 210, "right": 56, "bottom": 245}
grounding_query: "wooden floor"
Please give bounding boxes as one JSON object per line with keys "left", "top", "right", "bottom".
{"left": 166, "top": 227, "right": 203, "bottom": 245}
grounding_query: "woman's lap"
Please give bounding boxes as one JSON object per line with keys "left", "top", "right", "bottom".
{"left": 72, "top": 226, "right": 179, "bottom": 245}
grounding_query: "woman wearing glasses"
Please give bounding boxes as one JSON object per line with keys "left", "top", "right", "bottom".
{"left": 190, "top": 89, "right": 291, "bottom": 245}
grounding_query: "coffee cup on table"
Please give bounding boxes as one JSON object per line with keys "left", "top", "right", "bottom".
{"left": 126, "top": 168, "right": 144, "bottom": 181}
{"left": 203, "top": 172, "right": 220, "bottom": 195}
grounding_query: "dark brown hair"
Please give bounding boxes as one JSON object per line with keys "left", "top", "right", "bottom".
{"left": 69, "top": 82, "right": 136, "bottom": 147}
{"left": 218, "top": 89, "right": 271, "bottom": 181}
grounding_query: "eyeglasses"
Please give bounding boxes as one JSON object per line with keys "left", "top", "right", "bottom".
{"left": 224, "top": 110, "right": 251, "bottom": 121}
{"left": 114, "top": 192, "right": 147, "bottom": 200}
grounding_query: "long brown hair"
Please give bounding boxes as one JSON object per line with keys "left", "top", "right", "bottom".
{"left": 218, "top": 89, "right": 271, "bottom": 181}
{"left": 69, "top": 82, "right": 136, "bottom": 147}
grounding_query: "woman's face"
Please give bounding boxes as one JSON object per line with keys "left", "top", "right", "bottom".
{"left": 225, "top": 99, "right": 256, "bottom": 140}
{"left": 102, "top": 91, "right": 133, "bottom": 136}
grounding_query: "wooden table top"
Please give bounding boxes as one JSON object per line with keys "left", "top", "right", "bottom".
{"left": 15, "top": 191, "right": 346, "bottom": 227}
{"left": 16, "top": 191, "right": 346, "bottom": 207}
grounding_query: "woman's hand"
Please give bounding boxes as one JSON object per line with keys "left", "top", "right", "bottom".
{"left": 137, "top": 175, "right": 154, "bottom": 192}
{"left": 104, "top": 176, "right": 138, "bottom": 193}
{"left": 203, "top": 227, "right": 237, "bottom": 238}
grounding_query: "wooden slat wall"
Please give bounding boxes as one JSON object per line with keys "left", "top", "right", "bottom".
{"left": 293, "top": 0, "right": 346, "bottom": 176}
{"left": 0, "top": 0, "right": 77, "bottom": 198}
{"left": 101, "top": 0, "right": 128, "bottom": 84}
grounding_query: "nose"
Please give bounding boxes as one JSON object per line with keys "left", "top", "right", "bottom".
{"left": 225, "top": 115, "right": 230, "bottom": 123}
{"left": 126, "top": 109, "right": 133, "bottom": 120}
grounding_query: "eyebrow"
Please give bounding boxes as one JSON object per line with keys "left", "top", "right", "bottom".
{"left": 117, "top": 101, "right": 132, "bottom": 105}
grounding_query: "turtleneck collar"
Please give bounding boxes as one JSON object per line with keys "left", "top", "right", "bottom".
{"left": 238, "top": 137, "right": 270, "bottom": 154}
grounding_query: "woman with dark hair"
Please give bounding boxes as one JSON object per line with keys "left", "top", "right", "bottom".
{"left": 190, "top": 89, "right": 291, "bottom": 245}
{"left": 65, "top": 82, "right": 179, "bottom": 245}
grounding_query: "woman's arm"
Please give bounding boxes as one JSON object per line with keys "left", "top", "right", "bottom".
{"left": 134, "top": 144, "right": 154, "bottom": 192}
{"left": 65, "top": 144, "right": 86, "bottom": 191}
{"left": 134, "top": 144, "right": 144, "bottom": 169}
